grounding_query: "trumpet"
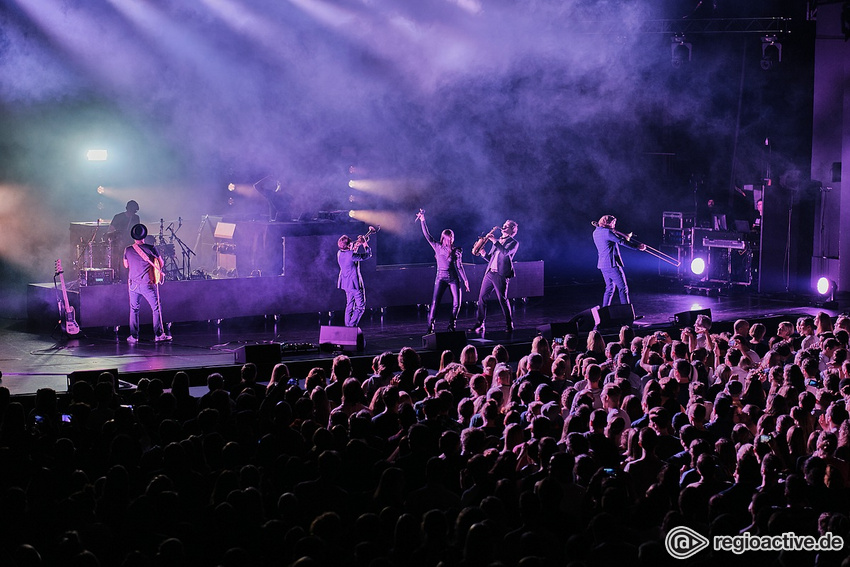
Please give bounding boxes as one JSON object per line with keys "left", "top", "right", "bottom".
{"left": 472, "top": 226, "right": 499, "bottom": 256}
{"left": 352, "top": 225, "right": 380, "bottom": 247}
{"left": 591, "top": 221, "right": 680, "bottom": 267}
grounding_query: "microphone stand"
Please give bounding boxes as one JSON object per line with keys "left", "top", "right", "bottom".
{"left": 167, "top": 225, "right": 195, "bottom": 280}
{"left": 193, "top": 215, "right": 209, "bottom": 263}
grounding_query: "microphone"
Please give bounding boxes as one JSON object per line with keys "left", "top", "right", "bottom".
{"left": 178, "top": 217, "right": 182, "bottom": 228}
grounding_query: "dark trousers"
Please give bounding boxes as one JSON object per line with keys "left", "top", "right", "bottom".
{"left": 344, "top": 288, "right": 366, "bottom": 327}
{"left": 429, "top": 276, "right": 461, "bottom": 326}
{"left": 600, "top": 266, "right": 630, "bottom": 306}
{"left": 476, "top": 271, "right": 511, "bottom": 326}
{"left": 129, "top": 281, "right": 165, "bottom": 337}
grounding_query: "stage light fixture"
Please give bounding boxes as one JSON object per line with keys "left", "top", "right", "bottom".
{"left": 816, "top": 276, "right": 838, "bottom": 308}
{"left": 760, "top": 35, "right": 781, "bottom": 71}
{"left": 227, "top": 183, "right": 236, "bottom": 192}
{"left": 671, "top": 35, "right": 692, "bottom": 69}
{"left": 817, "top": 276, "right": 837, "bottom": 297}
{"left": 348, "top": 180, "right": 356, "bottom": 188}
{"left": 690, "top": 257, "right": 706, "bottom": 276}
{"left": 86, "top": 149, "right": 108, "bottom": 161}
{"left": 96, "top": 186, "right": 105, "bottom": 195}
{"left": 348, "top": 210, "right": 355, "bottom": 218}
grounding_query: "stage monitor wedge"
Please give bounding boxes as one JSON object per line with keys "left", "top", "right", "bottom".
{"left": 537, "top": 322, "right": 577, "bottom": 340}
{"left": 68, "top": 368, "right": 119, "bottom": 389}
{"left": 422, "top": 331, "right": 467, "bottom": 354}
{"left": 319, "top": 326, "right": 364, "bottom": 352}
{"left": 234, "top": 343, "right": 282, "bottom": 364}
{"left": 591, "top": 304, "right": 635, "bottom": 329}
{"left": 569, "top": 307, "right": 597, "bottom": 333}
{"left": 538, "top": 307, "right": 601, "bottom": 338}
{"left": 673, "top": 308, "right": 712, "bottom": 328}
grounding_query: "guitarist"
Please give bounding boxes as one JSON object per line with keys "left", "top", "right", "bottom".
{"left": 123, "top": 223, "right": 171, "bottom": 343}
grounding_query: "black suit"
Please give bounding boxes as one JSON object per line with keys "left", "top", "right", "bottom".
{"left": 476, "top": 236, "right": 519, "bottom": 329}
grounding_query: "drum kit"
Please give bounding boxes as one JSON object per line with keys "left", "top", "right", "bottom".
{"left": 76, "top": 218, "right": 196, "bottom": 283}
{"left": 78, "top": 240, "right": 113, "bottom": 270}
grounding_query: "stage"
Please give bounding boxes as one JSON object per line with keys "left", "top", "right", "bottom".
{"left": 3, "top": 277, "right": 843, "bottom": 401}
{"left": 28, "top": 260, "right": 544, "bottom": 328}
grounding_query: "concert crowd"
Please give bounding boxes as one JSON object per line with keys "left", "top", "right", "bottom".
{"left": 2, "top": 313, "right": 850, "bottom": 566}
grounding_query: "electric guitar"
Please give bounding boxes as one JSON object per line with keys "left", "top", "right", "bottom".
{"left": 133, "top": 243, "right": 164, "bottom": 284}
{"left": 55, "top": 259, "right": 80, "bottom": 335}
{"left": 151, "top": 257, "right": 164, "bottom": 285}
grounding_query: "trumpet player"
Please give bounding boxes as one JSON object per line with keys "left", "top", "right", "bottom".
{"left": 472, "top": 219, "right": 519, "bottom": 335}
{"left": 416, "top": 209, "right": 470, "bottom": 333}
{"left": 337, "top": 232, "right": 372, "bottom": 327}
{"left": 593, "top": 214, "right": 645, "bottom": 307}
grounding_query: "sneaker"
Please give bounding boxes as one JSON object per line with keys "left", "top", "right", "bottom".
{"left": 126, "top": 336, "right": 138, "bottom": 344}
{"left": 155, "top": 334, "right": 172, "bottom": 342}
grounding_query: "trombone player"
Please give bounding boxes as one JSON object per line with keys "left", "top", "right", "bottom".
{"left": 593, "top": 214, "right": 645, "bottom": 307}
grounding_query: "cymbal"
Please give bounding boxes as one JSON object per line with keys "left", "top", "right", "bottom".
{"left": 160, "top": 220, "right": 182, "bottom": 230}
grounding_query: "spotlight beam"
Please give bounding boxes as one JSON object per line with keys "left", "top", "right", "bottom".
{"left": 348, "top": 178, "right": 430, "bottom": 200}
{"left": 347, "top": 210, "right": 406, "bottom": 234}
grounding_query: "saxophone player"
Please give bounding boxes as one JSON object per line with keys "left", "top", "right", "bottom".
{"left": 472, "top": 219, "right": 519, "bottom": 335}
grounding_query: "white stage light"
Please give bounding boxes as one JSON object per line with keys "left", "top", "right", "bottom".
{"left": 690, "top": 258, "right": 706, "bottom": 275}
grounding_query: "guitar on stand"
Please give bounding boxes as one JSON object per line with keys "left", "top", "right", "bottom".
{"left": 55, "top": 259, "right": 80, "bottom": 336}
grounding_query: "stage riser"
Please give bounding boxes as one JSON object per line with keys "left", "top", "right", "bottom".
{"left": 28, "top": 261, "right": 543, "bottom": 328}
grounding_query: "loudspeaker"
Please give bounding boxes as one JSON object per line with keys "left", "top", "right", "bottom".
{"left": 569, "top": 307, "right": 597, "bottom": 333}
{"left": 80, "top": 268, "right": 114, "bottom": 286}
{"left": 538, "top": 307, "right": 598, "bottom": 338}
{"left": 592, "top": 304, "right": 635, "bottom": 329}
{"left": 673, "top": 308, "right": 712, "bottom": 328}
{"left": 234, "top": 343, "right": 282, "bottom": 364}
{"left": 537, "top": 321, "right": 577, "bottom": 340}
{"left": 422, "top": 331, "right": 467, "bottom": 353}
{"left": 319, "top": 326, "right": 364, "bottom": 351}
{"left": 67, "top": 368, "right": 119, "bottom": 388}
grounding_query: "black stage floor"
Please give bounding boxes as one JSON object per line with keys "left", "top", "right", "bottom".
{"left": 1, "top": 278, "right": 845, "bottom": 398}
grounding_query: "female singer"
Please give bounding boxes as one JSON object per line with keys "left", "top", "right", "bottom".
{"left": 416, "top": 209, "right": 469, "bottom": 333}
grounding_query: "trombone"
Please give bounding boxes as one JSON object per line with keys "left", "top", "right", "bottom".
{"left": 592, "top": 221, "right": 681, "bottom": 267}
